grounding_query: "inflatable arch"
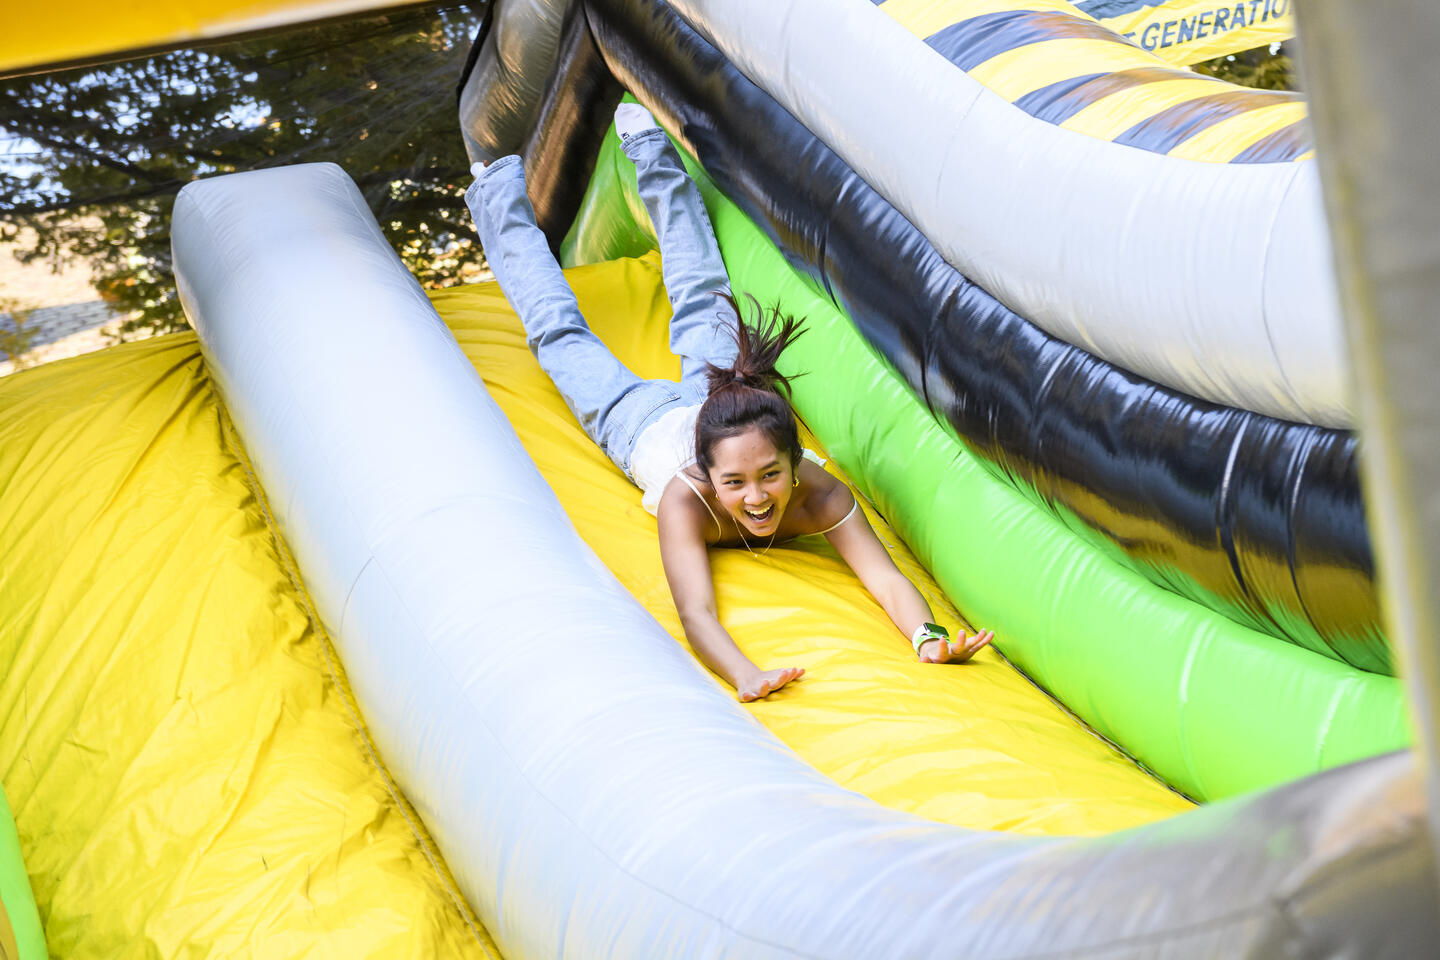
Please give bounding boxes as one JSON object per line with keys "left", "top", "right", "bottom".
{"left": 168, "top": 156, "right": 1431, "bottom": 959}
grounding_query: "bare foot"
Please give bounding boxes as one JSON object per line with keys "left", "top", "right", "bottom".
{"left": 919, "top": 629, "right": 994, "bottom": 664}
{"left": 737, "top": 666, "right": 805, "bottom": 701}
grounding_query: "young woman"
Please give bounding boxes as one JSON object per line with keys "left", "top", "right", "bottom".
{"left": 466, "top": 104, "right": 992, "bottom": 702}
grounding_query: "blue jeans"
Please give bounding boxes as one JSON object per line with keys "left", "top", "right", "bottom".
{"left": 465, "top": 129, "right": 736, "bottom": 477}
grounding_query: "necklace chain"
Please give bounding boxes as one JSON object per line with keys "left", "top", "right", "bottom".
{"left": 732, "top": 512, "right": 778, "bottom": 559}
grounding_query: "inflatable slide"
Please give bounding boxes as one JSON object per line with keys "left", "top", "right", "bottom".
{"left": 1, "top": 0, "right": 1438, "bottom": 956}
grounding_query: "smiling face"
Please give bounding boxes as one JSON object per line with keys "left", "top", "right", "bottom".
{"left": 706, "top": 426, "right": 797, "bottom": 537}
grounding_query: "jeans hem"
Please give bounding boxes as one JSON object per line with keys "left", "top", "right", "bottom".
{"left": 621, "top": 127, "right": 669, "bottom": 158}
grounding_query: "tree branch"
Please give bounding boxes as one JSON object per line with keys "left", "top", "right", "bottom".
{"left": 9, "top": 126, "right": 170, "bottom": 184}
{"left": 2, "top": 179, "right": 185, "bottom": 216}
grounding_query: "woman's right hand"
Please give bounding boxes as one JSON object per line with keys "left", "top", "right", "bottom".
{"left": 736, "top": 666, "right": 805, "bottom": 701}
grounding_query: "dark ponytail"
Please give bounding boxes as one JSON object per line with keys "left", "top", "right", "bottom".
{"left": 695, "top": 294, "right": 806, "bottom": 474}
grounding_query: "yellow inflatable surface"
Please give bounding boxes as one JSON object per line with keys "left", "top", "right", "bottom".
{"left": 0, "top": 337, "right": 495, "bottom": 957}
{"left": 0, "top": 1, "right": 425, "bottom": 75}
{"left": 434, "top": 253, "right": 1194, "bottom": 836}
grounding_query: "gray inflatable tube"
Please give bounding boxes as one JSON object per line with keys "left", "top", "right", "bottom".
{"left": 667, "top": 0, "right": 1346, "bottom": 426}
{"left": 170, "top": 162, "right": 1436, "bottom": 957}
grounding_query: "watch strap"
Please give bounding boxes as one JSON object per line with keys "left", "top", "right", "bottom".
{"left": 911, "top": 622, "right": 949, "bottom": 654}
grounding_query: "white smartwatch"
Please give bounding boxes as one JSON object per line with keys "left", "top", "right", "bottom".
{"left": 911, "top": 622, "right": 949, "bottom": 655}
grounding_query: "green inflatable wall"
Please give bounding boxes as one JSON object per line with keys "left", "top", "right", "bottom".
{"left": 0, "top": 783, "right": 46, "bottom": 959}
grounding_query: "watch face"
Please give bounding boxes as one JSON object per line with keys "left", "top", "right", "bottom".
{"left": 923, "top": 622, "right": 948, "bottom": 638}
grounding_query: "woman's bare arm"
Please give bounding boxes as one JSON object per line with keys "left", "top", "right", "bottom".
{"left": 656, "top": 478, "right": 803, "bottom": 700}
{"left": 824, "top": 491, "right": 992, "bottom": 663}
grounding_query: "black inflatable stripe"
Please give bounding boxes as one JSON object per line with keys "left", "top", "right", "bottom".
{"left": 1232, "top": 120, "right": 1311, "bottom": 162}
{"left": 1115, "top": 87, "right": 1299, "bottom": 153}
{"left": 455, "top": 2, "right": 495, "bottom": 106}
{"left": 536, "top": 0, "right": 1386, "bottom": 673}
{"left": 1075, "top": 0, "right": 1154, "bottom": 16}
{"left": 925, "top": 10, "right": 1134, "bottom": 71}
{"left": 520, "top": 1, "right": 627, "bottom": 254}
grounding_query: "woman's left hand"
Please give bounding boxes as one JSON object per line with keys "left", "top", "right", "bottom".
{"left": 918, "top": 629, "right": 994, "bottom": 664}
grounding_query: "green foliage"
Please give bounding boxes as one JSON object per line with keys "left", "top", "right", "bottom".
{"left": 1191, "top": 41, "right": 1296, "bottom": 91}
{"left": 0, "top": 2, "right": 486, "bottom": 338}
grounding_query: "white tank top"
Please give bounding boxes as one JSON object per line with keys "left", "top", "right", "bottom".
{"left": 630, "top": 404, "right": 703, "bottom": 516}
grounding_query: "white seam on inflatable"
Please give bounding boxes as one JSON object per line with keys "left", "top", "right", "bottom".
{"left": 337, "top": 554, "right": 371, "bottom": 637}
{"left": 1173, "top": 626, "right": 1209, "bottom": 803}
{"left": 1311, "top": 674, "right": 1352, "bottom": 772}
{"left": 1255, "top": 161, "right": 1308, "bottom": 416}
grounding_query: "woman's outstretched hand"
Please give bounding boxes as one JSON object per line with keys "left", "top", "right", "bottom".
{"left": 736, "top": 666, "right": 805, "bottom": 701}
{"left": 918, "top": 629, "right": 994, "bottom": 664}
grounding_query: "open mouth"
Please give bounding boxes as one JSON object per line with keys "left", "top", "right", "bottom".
{"left": 743, "top": 504, "right": 775, "bottom": 526}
